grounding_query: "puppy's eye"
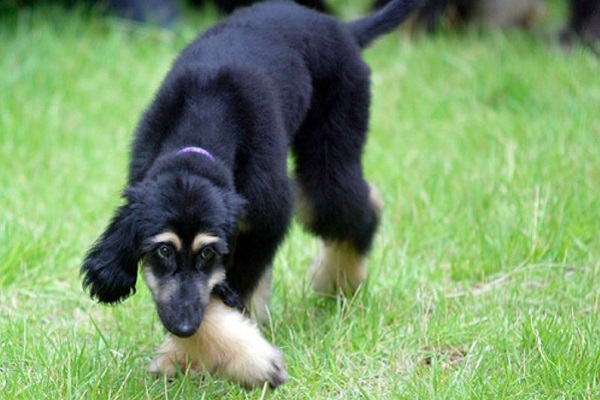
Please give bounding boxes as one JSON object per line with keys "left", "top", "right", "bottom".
{"left": 200, "top": 246, "right": 216, "bottom": 261}
{"left": 157, "top": 244, "right": 174, "bottom": 259}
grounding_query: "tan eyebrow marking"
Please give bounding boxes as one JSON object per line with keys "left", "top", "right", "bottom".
{"left": 150, "top": 232, "right": 182, "bottom": 251}
{"left": 192, "top": 233, "right": 220, "bottom": 252}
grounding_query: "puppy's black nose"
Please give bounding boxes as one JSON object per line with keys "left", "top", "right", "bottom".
{"left": 171, "top": 322, "right": 198, "bottom": 338}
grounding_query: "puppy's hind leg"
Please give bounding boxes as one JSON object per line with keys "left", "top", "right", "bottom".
{"left": 293, "top": 61, "right": 383, "bottom": 296}
{"left": 297, "top": 180, "right": 383, "bottom": 295}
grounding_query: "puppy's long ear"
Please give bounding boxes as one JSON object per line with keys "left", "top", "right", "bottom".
{"left": 81, "top": 203, "right": 140, "bottom": 303}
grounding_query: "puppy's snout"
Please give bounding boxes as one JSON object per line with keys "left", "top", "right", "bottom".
{"left": 171, "top": 321, "right": 199, "bottom": 338}
{"left": 170, "top": 303, "right": 204, "bottom": 338}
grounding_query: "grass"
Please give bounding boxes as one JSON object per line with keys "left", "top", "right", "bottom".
{"left": 1, "top": 2, "right": 599, "bottom": 399}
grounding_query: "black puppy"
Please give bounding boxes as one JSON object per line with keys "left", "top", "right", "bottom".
{"left": 82, "top": 0, "right": 419, "bottom": 388}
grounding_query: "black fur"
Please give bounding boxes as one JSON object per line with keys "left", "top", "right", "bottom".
{"left": 212, "top": 282, "right": 247, "bottom": 313}
{"left": 82, "top": 203, "right": 140, "bottom": 303}
{"left": 82, "top": 0, "right": 418, "bottom": 337}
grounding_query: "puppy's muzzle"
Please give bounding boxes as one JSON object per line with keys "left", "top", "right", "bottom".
{"left": 167, "top": 303, "right": 204, "bottom": 338}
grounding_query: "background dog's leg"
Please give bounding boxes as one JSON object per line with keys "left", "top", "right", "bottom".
{"left": 293, "top": 55, "right": 382, "bottom": 296}
{"left": 151, "top": 297, "right": 287, "bottom": 388}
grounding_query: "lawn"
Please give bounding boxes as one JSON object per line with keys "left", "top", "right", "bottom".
{"left": 1, "top": 2, "right": 599, "bottom": 399}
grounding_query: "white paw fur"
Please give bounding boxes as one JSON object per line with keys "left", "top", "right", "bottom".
{"left": 150, "top": 298, "right": 287, "bottom": 388}
{"left": 310, "top": 240, "right": 367, "bottom": 295}
{"left": 306, "top": 182, "right": 383, "bottom": 295}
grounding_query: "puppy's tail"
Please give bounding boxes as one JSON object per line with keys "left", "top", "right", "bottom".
{"left": 347, "top": 0, "right": 422, "bottom": 48}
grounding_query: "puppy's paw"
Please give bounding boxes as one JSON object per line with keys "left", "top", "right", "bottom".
{"left": 255, "top": 344, "right": 288, "bottom": 389}
{"left": 220, "top": 341, "right": 288, "bottom": 389}
{"left": 149, "top": 353, "right": 183, "bottom": 376}
{"left": 310, "top": 241, "right": 366, "bottom": 296}
{"left": 267, "top": 357, "right": 289, "bottom": 388}
{"left": 181, "top": 299, "right": 289, "bottom": 388}
{"left": 149, "top": 335, "right": 201, "bottom": 376}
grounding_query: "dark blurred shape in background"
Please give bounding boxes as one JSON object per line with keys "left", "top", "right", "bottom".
{"left": 561, "top": 0, "right": 600, "bottom": 54}
{"left": 374, "top": 0, "right": 599, "bottom": 55}
{"left": 3, "top": 0, "right": 599, "bottom": 55}
{"left": 1, "top": 0, "right": 328, "bottom": 26}
{"left": 373, "top": 0, "right": 546, "bottom": 32}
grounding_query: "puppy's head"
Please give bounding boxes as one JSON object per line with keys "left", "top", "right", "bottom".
{"left": 82, "top": 160, "right": 244, "bottom": 337}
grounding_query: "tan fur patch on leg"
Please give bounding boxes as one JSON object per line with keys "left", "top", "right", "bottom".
{"left": 368, "top": 182, "right": 384, "bottom": 220}
{"left": 310, "top": 241, "right": 367, "bottom": 295}
{"left": 152, "top": 298, "right": 287, "bottom": 388}
{"left": 149, "top": 334, "right": 201, "bottom": 375}
{"left": 294, "top": 184, "right": 314, "bottom": 228}
{"left": 248, "top": 268, "right": 272, "bottom": 323}
{"left": 310, "top": 182, "right": 382, "bottom": 296}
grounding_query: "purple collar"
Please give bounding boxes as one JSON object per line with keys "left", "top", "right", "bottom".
{"left": 176, "top": 146, "right": 215, "bottom": 161}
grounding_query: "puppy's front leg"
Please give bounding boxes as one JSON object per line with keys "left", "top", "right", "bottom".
{"left": 150, "top": 297, "right": 288, "bottom": 388}
{"left": 150, "top": 334, "right": 200, "bottom": 376}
